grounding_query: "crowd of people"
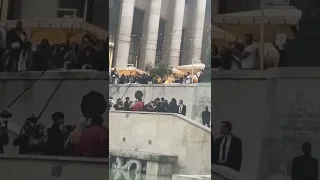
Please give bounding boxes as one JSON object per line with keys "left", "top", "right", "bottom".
{"left": 0, "top": 91, "right": 108, "bottom": 157}
{"left": 212, "top": 33, "right": 286, "bottom": 70}
{"left": 109, "top": 68, "right": 205, "bottom": 84}
{"left": 109, "top": 91, "right": 187, "bottom": 116}
{"left": 0, "top": 21, "right": 108, "bottom": 72}
{"left": 109, "top": 90, "right": 211, "bottom": 127}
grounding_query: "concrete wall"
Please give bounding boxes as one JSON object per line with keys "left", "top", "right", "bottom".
{"left": 172, "top": 175, "right": 211, "bottom": 180}
{"left": 109, "top": 83, "right": 211, "bottom": 123}
{"left": 211, "top": 164, "right": 250, "bottom": 180}
{"left": 0, "top": 155, "right": 108, "bottom": 180}
{"left": 109, "top": 111, "right": 211, "bottom": 175}
{"left": 0, "top": 71, "right": 108, "bottom": 154}
{"left": 21, "top": 0, "right": 59, "bottom": 19}
{"left": 211, "top": 67, "right": 320, "bottom": 180}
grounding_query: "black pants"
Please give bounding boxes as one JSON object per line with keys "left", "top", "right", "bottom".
{"left": 203, "top": 120, "right": 210, "bottom": 128}
{"left": 6, "top": 49, "right": 20, "bottom": 72}
{"left": 0, "top": 48, "right": 5, "bottom": 72}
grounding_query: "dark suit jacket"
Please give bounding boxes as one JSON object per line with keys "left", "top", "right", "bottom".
{"left": 46, "top": 123, "right": 65, "bottom": 156}
{"left": 123, "top": 101, "right": 130, "bottom": 111}
{"left": 212, "top": 135, "right": 242, "bottom": 171}
{"left": 291, "top": 155, "right": 318, "bottom": 180}
{"left": 178, "top": 105, "right": 186, "bottom": 116}
{"left": 202, "top": 111, "right": 210, "bottom": 122}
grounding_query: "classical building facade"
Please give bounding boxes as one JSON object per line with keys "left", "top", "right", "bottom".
{"left": 109, "top": 0, "right": 211, "bottom": 69}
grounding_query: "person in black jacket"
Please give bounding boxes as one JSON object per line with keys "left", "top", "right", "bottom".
{"left": 123, "top": 97, "right": 131, "bottom": 111}
{"left": 291, "top": 142, "right": 318, "bottom": 180}
{"left": 167, "top": 98, "right": 178, "bottom": 113}
{"left": 212, "top": 121, "right": 242, "bottom": 171}
{"left": 46, "top": 112, "right": 65, "bottom": 156}
{"left": 6, "top": 21, "right": 27, "bottom": 72}
{"left": 177, "top": 100, "right": 186, "bottom": 116}
{"left": 93, "top": 40, "right": 108, "bottom": 71}
{"left": 202, "top": 107, "right": 210, "bottom": 128}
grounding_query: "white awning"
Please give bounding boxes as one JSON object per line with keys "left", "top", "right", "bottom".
{"left": 212, "top": 6, "right": 301, "bottom": 41}
{"left": 213, "top": 6, "right": 301, "bottom": 25}
{"left": 177, "top": 63, "right": 206, "bottom": 70}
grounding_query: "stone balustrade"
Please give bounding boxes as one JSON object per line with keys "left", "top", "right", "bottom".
{"left": 109, "top": 148, "right": 178, "bottom": 176}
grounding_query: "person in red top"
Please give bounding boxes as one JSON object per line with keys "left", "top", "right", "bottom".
{"left": 76, "top": 91, "right": 108, "bottom": 157}
{"left": 131, "top": 90, "right": 144, "bottom": 111}
{"left": 77, "top": 117, "right": 108, "bottom": 157}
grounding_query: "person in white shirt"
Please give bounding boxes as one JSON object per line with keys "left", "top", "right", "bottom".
{"left": 212, "top": 121, "right": 242, "bottom": 171}
{"left": 240, "top": 33, "right": 257, "bottom": 69}
{"left": 185, "top": 72, "right": 191, "bottom": 84}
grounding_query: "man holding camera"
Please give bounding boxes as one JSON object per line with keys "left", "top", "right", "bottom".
{"left": 13, "top": 116, "right": 37, "bottom": 154}
{"left": 0, "top": 110, "right": 11, "bottom": 153}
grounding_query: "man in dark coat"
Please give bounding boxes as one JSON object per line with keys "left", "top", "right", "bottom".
{"left": 212, "top": 121, "right": 242, "bottom": 171}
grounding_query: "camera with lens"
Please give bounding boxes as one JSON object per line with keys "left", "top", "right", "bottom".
{"left": 0, "top": 110, "right": 12, "bottom": 129}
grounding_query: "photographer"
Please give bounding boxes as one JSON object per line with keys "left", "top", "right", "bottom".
{"left": 109, "top": 97, "right": 115, "bottom": 110}
{"left": 28, "top": 123, "right": 46, "bottom": 155}
{"left": 114, "top": 98, "right": 123, "bottom": 110}
{"left": 13, "top": 116, "right": 37, "bottom": 154}
{"left": 0, "top": 110, "right": 11, "bottom": 153}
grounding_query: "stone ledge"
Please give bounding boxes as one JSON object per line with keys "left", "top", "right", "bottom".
{"left": 211, "top": 164, "right": 251, "bottom": 180}
{"left": 0, "top": 70, "right": 109, "bottom": 80}
{"left": 0, "top": 154, "right": 109, "bottom": 164}
{"left": 172, "top": 175, "right": 211, "bottom": 180}
{"left": 110, "top": 83, "right": 211, "bottom": 87}
{"left": 109, "top": 110, "right": 211, "bottom": 133}
{"left": 211, "top": 67, "right": 320, "bottom": 79}
{"left": 109, "top": 148, "right": 178, "bottom": 163}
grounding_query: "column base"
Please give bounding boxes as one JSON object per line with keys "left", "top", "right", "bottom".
{"left": 146, "top": 161, "right": 174, "bottom": 176}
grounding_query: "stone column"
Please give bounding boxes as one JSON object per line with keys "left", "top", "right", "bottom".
{"left": 0, "top": 0, "right": 9, "bottom": 21}
{"left": 109, "top": 0, "right": 114, "bottom": 9}
{"left": 167, "top": 0, "right": 186, "bottom": 67}
{"left": 181, "top": 2, "right": 194, "bottom": 65}
{"left": 114, "top": 0, "right": 135, "bottom": 67}
{"left": 189, "top": 0, "right": 206, "bottom": 64}
{"left": 201, "top": 0, "right": 211, "bottom": 63}
{"left": 138, "top": 0, "right": 162, "bottom": 70}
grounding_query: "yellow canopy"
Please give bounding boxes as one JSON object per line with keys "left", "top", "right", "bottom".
{"left": 171, "top": 68, "right": 185, "bottom": 76}
{"left": 1, "top": 18, "right": 108, "bottom": 44}
{"left": 111, "top": 67, "right": 145, "bottom": 76}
